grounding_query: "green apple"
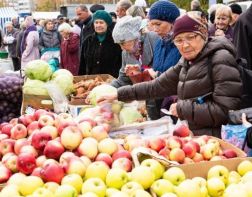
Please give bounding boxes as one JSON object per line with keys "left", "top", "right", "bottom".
{"left": 161, "top": 193, "right": 178, "bottom": 197}
{"left": 151, "top": 179, "right": 174, "bottom": 196}
{"left": 223, "top": 183, "right": 248, "bottom": 197}
{"left": 106, "top": 168, "right": 129, "bottom": 189}
{"left": 43, "top": 182, "right": 59, "bottom": 193}
{"left": 61, "top": 173, "right": 83, "bottom": 194}
{"left": 19, "top": 176, "right": 44, "bottom": 196}
{"left": 163, "top": 167, "right": 186, "bottom": 186}
{"left": 131, "top": 166, "right": 155, "bottom": 189}
{"left": 175, "top": 179, "right": 202, "bottom": 197}
{"left": 237, "top": 160, "right": 252, "bottom": 176}
{"left": 82, "top": 178, "right": 107, "bottom": 197}
{"left": 55, "top": 185, "right": 78, "bottom": 197}
{"left": 106, "top": 188, "right": 120, "bottom": 197}
{"left": 121, "top": 181, "right": 143, "bottom": 196}
{"left": 141, "top": 159, "right": 165, "bottom": 180}
{"left": 207, "top": 165, "right": 229, "bottom": 184}
{"left": 111, "top": 191, "right": 129, "bottom": 197}
{"left": 85, "top": 161, "right": 109, "bottom": 182}
{"left": 206, "top": 177, "right": 225, "bottom": 197}
{"left": 0, "top": 184, "right": 21, "bottom": 197}
{"left": 79, "top": 192, "right": 99, "bottom": 197}
{"left": 32, "top": 188, "right": 54, "bottom": 197}
{"left": 130, "top": 189, "right": 152, "bottom": 197}
{"left": 227, "top": 171, "right": 241, "bottom": 185}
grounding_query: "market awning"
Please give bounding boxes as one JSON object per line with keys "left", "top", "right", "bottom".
{"left": 0, "top": 7, "right": 18, "bottom": 31}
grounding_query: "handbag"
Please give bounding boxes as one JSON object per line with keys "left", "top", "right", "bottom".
{"left": 228, "top": 107, "right": 252, "bottom": 124}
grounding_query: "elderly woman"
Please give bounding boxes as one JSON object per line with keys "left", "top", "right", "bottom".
{"left": 39, "top": 19, "right": 61, "bottom": 55}
{"left": 79, "top": 10, "right": 122, "bottom": 77}
{"left": 58, "top": 22, "right": 80, "bottom": 75}
{"left": 209, "top": 5, "right": 233, "bottom": 42}
{"left": 21, "top": 16, "right": 40, "bottom": 68}
{"left": 97, "top": 12, "right": 242, "bottom": 138}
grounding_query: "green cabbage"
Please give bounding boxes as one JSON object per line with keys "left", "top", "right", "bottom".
{"left": 23, "top": 79, "right": 49, "bottom": 96}
{"left": 51, "top": 75, "right": 74, "bottom": 95}
{"left": 88, "top": 84, "right": 117, "bottom": 105}
{"left": 24, "top": 60, "right": 52, "bottom": 81}
{"left": 119, "top": 107, "right": 143, "bottom": 125}
{"left": 51, "top": 69, "right": 73, "bottom": 81}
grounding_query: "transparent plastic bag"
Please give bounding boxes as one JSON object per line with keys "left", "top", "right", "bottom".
{"left": 44, "top": 82, "right": 68, "bottom": 113}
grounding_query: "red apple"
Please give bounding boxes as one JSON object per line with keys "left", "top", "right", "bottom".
{"left": 173, "top": 125, "right": 191, "bottom": 137}
{"left": 36, "top": 155, "right": 47, "bottom": 167}
{"left": 1, "top": 152, "right": 15, "bottom": 164}
{"left": 184, "top": 157, "right": 194, "bottom": 164}
{"left": 19, "top": 145, "right": 38, "bottom": 158}
{"left": 59, "top": 151, "right": 75, "bottom": 166}
{"left": 61, "top": 126, "right": 82, "bottom": 150}
{"left": 91, "top": 125, "right": 108, "bottom": 141}
{"left": 188, "top": 140, "right": 200, "bottom": 153}
{"left": 31, "top": 131, "right": 52, "bottom": 151}
{"left": 17, "top": 152, "right": 36, "bottom": 174}
{"left": 78, "top": 121, "right": 92, "bottom": 138}
{"left": 38, "top": 115, "right": 55, "bottom": 128}
{"left": 112, "top": 157, "right": 132, "bottom": 172}
{"left": 10, "top": 124, "right": 27, "bottom": 140}
{"left": 0, "top": 134, "right": 9, "bottom": 142}
{"left": 223, "top": 149, "right": 237, "bottom": 159}
{"left": 14, "top": 138, "right": 30, "bottom": 155}
{"left": 95, "top": 153, "right": 113, "bottom": 167}
{"left": 169, "top": 148, "right": 185, "bottom": 163}
{"left": 34, "top": 109, "right": 47, "bottom": 121}
{"left": 166, "top": 136, "right": 183, "bottom": 149}
{"left": 31, "top": 167, "right": 42, "bottom": 177}
{"left": 192, "top": 152, "right": 204, "bottom": 162}
{"left": 55, "top": 113, "right": 74, "bottom": 128}
{"left": 78, "top": 118, "right": 97, "bottom": 127}
{"left": 57, "top": 121, "right": 77, "bottom": 136}
{"left": 4, "top": 154, "right": 18, "bottom": 172}
{"left": 18, "top": 114, "right": 35, "bottom": 127}
{"left": 40, "top": 125, "right": 58, "bottom": 139}
{"left": 182, "top": 142, "right": 197, "bottom": 159}
{"left": 158, "top": 147, "right": 170, "bottom": 160}
{"left": 27, "top": 121, "right": 40, "bottom": 136}
{"left": 0, "top": 164, "right": 12, "bottom": 183}
{"left": 44, "top": 140, "right": 65, "bottom": 160}
{"left": 112, "top": 150, "right": 132, "bottom": 161}
{"left": 0, "top": 122, "right": 8, "bottom": 130}
{"left": 41, "top": 162, "right": 65, "bottom": 184}
{"left": 149, "top": 137, "right": 166, "bottom": 152}
{"left": 9, "top": 118, "right": 18, "bottom": 125}
{"left": 0, "top": 139, "right": 15, "bottom": 155}
{"left": 1, "top": 123, "right": 13, "bottom": 137}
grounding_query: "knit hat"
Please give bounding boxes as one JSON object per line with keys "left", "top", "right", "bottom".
{"left": 112, "top": 16, "right": 142, "bottom": 43}
{"left": 229, "top": 3, "right": 242, "bottom": 15}
{"left": 93, "top": 10, "right": 113, "bottom": 26}
{"left": 90, "top": 4, "right": 105, "bottom": 13}
{"left": 148, "top": 0, "right": 180, "bottom": 23}
{"left": 173, "top": 11, "right": 208, "bottom": 40}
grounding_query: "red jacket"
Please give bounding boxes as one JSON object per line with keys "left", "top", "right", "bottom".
{"left": 60, "top": 33, "right": 80, "bottom": 75}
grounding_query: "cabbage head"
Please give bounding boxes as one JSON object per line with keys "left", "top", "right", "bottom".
{"left": 119, "top": 107, "right": 143, "bottom": 125}
{"left": 51, "top": 69, "right": 73, "bottom": 81}
{"left": 88, "top": 84, "right": 117, "bottom": 105}
{"left": 23, "top": 79, "right": 48, "bottom": 96}
{"left": 24, "top": 60, "right": 52, "bottom": 81}
{"left": 51, "top": 75, "right": 74, "bottom": 95}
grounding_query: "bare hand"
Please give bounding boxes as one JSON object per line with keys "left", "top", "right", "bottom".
{"left": 169, "top": 103, "right": 178, "bottom": 117}
{"left": 242, "top": 113, "right": 252, "bottom": 128}
{"left": 215, "top": 29, "right": 225, "bottom": 36}
{"left": 125, "top": 64, "right": 141, "bottom": 76}
{"left": 96, "top": 93, "right": 118, "bottom": 105}
{"left": 147, "top": 68, "right": 158, "bottom": 79}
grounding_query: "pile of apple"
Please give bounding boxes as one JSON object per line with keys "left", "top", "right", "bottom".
{"left": 124, "top": 125, "right": 239, "bottom": 164}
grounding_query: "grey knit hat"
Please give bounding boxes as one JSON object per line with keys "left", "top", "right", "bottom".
{"left": 112, "top": 16, "right": 142, "bottom": 43}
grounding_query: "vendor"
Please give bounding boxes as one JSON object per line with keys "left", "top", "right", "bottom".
{"left": 96, "top": 12, "right": 242, "bottom": 138}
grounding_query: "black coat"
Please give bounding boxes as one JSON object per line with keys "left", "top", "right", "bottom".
{"left": 79, "top": 30, "right": 122, "bottom": 78}
{"left": 233, "top": 5, "right": 252, "bottom": 68}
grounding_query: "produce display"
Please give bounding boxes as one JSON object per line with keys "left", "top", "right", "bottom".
{"left": 0, "top": 73, "right": 23, "bottom": 123}
{"left": 23, "top": 60, "right": 74, "bottom": 96}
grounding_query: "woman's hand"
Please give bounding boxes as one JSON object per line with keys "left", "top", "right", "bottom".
{"left": 147, "top": 68, "right": 158, "bottom": 79}
{"left": 96, "top": 92, "right": 118, "bottom": 105}
{"left": 215, "top": 29, "right": 225, "bottom": 36}
{"left": 169, "top": 103, "right": 178, "bottom": 117}
{"left": 125, "top": 64, "right": 141, "bottom": 76}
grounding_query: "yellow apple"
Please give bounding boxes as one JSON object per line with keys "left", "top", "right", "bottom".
{"left": 105, "top": 168, "right": 129, "bottom": 189}
{"left": 32, "top": 188, "right": 54, "bottom": 197}
{"left": 85, "top": 161, "right": 110, "bottom": 182}
{"left": 207, "top": 165, "right": 229, "bottom": 184}
{"left": 237, "top": 160, "right": 252, "bottom": 176}
{"left": 55, "top": 185, "right": 78, "bottom": 197}
{"left": 106, "top": 188, "right": 120, "bottom": 197}
{"left": 163, "top": 167, "right": 186, "bottom": 186}
{"left": 82, "top": 178, "right": 107, "bottom": 197}
{"left": 0, "top": 184, "right": 21, "bottom": 197}
{"left": 98, "top": 138, "right": 118, "bottom": 155}
{"left": 7, "top": 172, "right": 26, "bottom": 189}
{"left": 19, "top": 176, "right": 44, "bottom": 196}
{"left": 175, "top": 179, "right": 202, "bottom": 197}
{"left": 161, "top": 193, "right": 178, "bottom": 197}
{"left": 61, "top": 173, "right": 83, "bottom": 194}
{"left": 111, "top": 191, "right": 129, "bottom": 197}
{"left": 223, "top": 183, "right": 248, "bottom": 197}
{"left": 206, "top": 177, "right": 225, "bottom": 197}
{"left": 79, "top": 192, "right": 99, "bottom": 197}
{"left": 121, "top": 181, "right": 143, "bottom": 196}
{"left": 227, "top": 171, "right": 241, "bottom": 185}
{"left": 141, "top": 159, "right": 165, "bottom": 180}
{"left": 131, "top": 166, "right": 155, "bottom": 189}
{"left": 130, "top": 189, "right": 152, "bottom": 197}
{"left": 151, "top": 179, "right": 174, "bottom": 196}
{"left": 43, "top": 182, "right": 59, "bottom": 193}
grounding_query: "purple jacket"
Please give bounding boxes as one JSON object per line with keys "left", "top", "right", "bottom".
{"left": 208, "top": 25, "right": 233, "bottom": 42}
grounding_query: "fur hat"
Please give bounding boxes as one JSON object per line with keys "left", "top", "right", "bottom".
{"left": 148, "top": 0, "right": 180, "bottom": 23}
{"left": 112, "top": 16, "right": 142, "bottom": 43}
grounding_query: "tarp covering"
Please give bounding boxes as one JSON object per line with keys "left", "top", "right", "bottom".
{"left": 0, "top": 7, "right": 18, "bottom": 31}
{"left": 32, "top": 12, "right": 60, "bottom": 20}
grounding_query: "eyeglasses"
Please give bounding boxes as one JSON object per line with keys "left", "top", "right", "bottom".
{"left": 173, "top": 34, "right": 198, "bottom": 46}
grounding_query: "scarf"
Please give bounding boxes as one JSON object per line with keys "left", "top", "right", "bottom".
{"left": 20, "top": 25, "right": 37, "bottom": 54}
{"left": 96, "top": 32, "right": 107, "bottom": 43}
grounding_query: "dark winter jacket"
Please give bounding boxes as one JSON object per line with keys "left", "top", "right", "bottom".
{"left": 80, "top": 16, "right": 94, "bottom": 46}
{"left": 79, "top": 30, "right": 122, "bottom": 78}
{"left": 233, "top": 5, "right": 252, "bottom": 68}
{"left": 208, "top": 25, "right": 233, "bottom": 42}
{"left": 117, "top": 37, "right": 242, "bottom": 137}
{"left": 39, "top": 29, "right": 61, "bottom": 52}
{"left": 153, "top": 37, "right": 181, "bottom": 73}
{"left": 60, "top": 33, "right": 80, "bottom": 75}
